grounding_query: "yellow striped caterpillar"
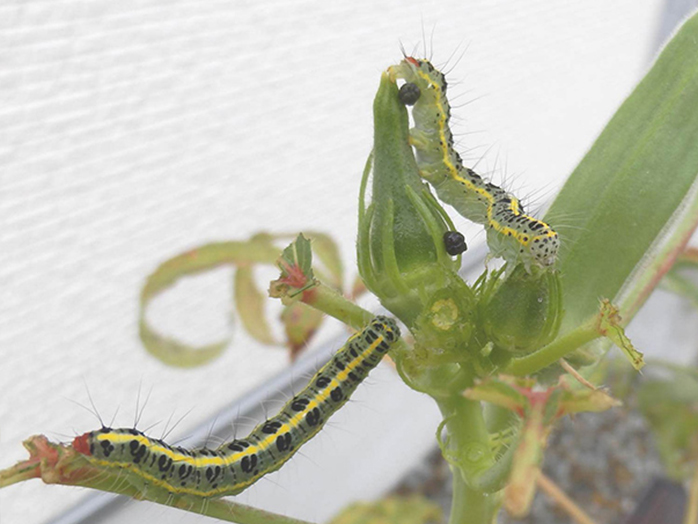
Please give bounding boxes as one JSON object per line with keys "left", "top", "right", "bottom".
{"left": 72, "top": 316, "right": 400, "bottom": 498}
{"left": 389, "top": 57, "right": 559, "bottom": 271}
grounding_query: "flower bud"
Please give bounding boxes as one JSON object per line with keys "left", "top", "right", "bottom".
{"left": 482, "top": 266, "right": 563, "bottom": 354}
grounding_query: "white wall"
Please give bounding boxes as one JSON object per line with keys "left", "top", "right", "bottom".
{"left": 0, "top": 1, "right": 676, "bottom": 523}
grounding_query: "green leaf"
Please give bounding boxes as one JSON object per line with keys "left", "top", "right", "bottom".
{"left": 140, "top": 232, "right": 346, "bottom": 366}
{"left": 250, "top": 231, "right": 343, "bottom": 289}
{"left": 278, "top": 233, "right": 315, "bottom": 283}
{"left": 234, "top": 266, "right": 277, "bottom": 346}
{"left": 545, "top": 13, "right": 698, "bottom": 336}
{"left": 138, "top": 318, "right": 228, "bottom": 368}
{"left": 303, "top": 231, "right": 344, "bottom": 289}
{"left": 139, "top": 240, "right": 280, "bottom": 368}
{"left": 557, "top": 387, "right": 621, "bottom": 415}
{"left": 280, "top": 302, "right": 324, "bottom": 358}
{"left": 141, "top": 241, "right": 280, "bottom": 301}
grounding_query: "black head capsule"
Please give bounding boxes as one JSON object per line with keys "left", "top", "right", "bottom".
{"left": 398, "top": 82, "right": 421, "bottom": 106}
{"left": 443, "top": 231, "right": 467, "bottom": 256}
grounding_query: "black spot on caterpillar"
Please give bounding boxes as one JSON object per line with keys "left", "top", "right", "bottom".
{"left": 72, "top": 316, "right": 400, "bottom": 498}
{"left": 389, "top": 57, "right": 560, "bottom": 271}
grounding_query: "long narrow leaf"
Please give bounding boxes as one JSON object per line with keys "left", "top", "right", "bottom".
{"left": 545, "top": 13, "right": 698, "bottom": 334}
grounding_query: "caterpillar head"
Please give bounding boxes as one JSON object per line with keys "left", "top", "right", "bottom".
{"left": 489, "top": 201, "right": 560, "bottom": 270}
{"left": 517, "top": 206, "right": 559, "bottom": 268}
{"left": 390, "top": 57, "right": 447, "bottom": 107}
{"left": 529, "top": 230, "right": 560, "bottom": 268}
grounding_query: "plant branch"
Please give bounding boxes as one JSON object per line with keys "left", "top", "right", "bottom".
{"left": 537, "top": 472, "right": 598, "bottom": 524}
{"left": 504, "top": 320, "right": 601, "bottom": 376}
{"left": 299, "top": 281, "right": 376, "bottom": 330}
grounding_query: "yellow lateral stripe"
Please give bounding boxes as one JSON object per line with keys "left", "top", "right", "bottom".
{"left": 95, "top": 333, "right": 387, "bottom": 468}
{"left": 276, "top": 333, "right": 382, "bottom": 419}
{"left": 90, "top": 457, "right": 255, "bottom": 497}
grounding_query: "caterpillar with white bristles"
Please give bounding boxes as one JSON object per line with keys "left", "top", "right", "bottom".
{"left": 389, "top": 57, "right": 559, "bottom": 271}
{"left": 72, "top": 316, "right": 400, "bottom": 497}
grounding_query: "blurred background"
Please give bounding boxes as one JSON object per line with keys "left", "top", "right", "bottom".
{"left": 2, "top": 1, "right": 697, "bottom": 523}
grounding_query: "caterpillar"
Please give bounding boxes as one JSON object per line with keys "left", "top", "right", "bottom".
{"left": 390, "top": 57, "right": 559, "bottom": 271}
{"left": 72, "top": 316, "right": 400, "bottom": 498}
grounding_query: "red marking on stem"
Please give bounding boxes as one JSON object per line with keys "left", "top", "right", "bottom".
{"left": 631, "top": 218, "right": 698, "bottom": 318}
{"left": 277, "top": 261, "right": 317, "bottom": 304}
{"left": 678, "top": 246, "right": 698, "bottom": 263}
{"left": 301, "top": 286, "right": 317, "bottom": 303}
{"left": 512, "top": 386, "right": 554, "bottom": 418}
{"left": 278, "top": 262, "right": 308, "bottom": 289}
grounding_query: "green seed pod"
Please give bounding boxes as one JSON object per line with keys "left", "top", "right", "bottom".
{"left": 357, "top": 72, "right": 468, "bottom": 327}
{"left": 482, "top": 266, "right": 563, "bottom": 355}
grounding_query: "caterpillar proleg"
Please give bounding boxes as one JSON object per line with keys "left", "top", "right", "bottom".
{"left": 72, "top": 316, "right": 400, "bottom": 498}
{"left": 390, "top": 57, "right": 560, "bottom": 271}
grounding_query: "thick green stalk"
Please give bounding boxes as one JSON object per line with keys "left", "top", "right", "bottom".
{"left": 449, "top": 473, "right": 501, "bottom": 524}
{"left": 504, "top": 318, "right": 602, "bottom": 376}
{"left": 301, "top": 282, "right": 376, "bottom": 330}
{"left": 436, "top": 394, "right": 502, "bottom": 524}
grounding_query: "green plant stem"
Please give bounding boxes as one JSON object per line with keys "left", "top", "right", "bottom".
{"left": 449, "top": 472, "right": 501, "bottom": 524}
{"left": 504, "top": 317, "right": 602, "bottom": 376}
{"left": 165, "top": 493, "right": 316, "bottom": 524}
{"left": 302, "top": 281, "right": 376, "bottom": 330}
{"left": 299, "top": 280, "right": 413, "bottom": 363}
{"left": 288, "top": 247, "right": 515, "bottom": 524}
{"left": 436, "top": 394, "right": 502, "bottom": 524}
{"left": 536, "top": 473, "right": 597, "bottom": 524}
{"left": 104, "top": 482, "right": 316, "bottom": 524}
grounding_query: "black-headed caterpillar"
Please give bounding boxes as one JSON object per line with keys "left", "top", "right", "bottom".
{"left": 72, "top": 316, "right": 400, "bottom": 498}
{"left": 390, "top": 57, "right": 560, "bottom": 271}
